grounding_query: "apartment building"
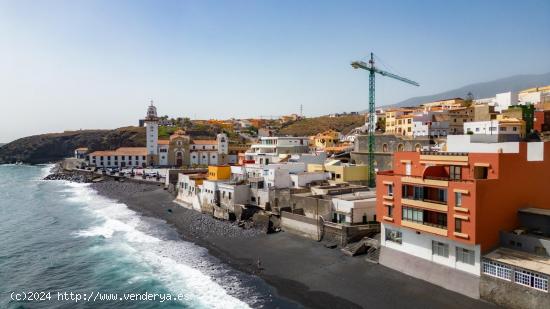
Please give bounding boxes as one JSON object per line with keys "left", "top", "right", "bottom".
{"left": 448, "top": 106, "right": 475, "bottom": 134}
{"left": 376, "top": 140, "right": 550, "bottom": 298}
{"left": 384, "top": 109, "right": 412, "bottom": 134}
{"left": 464, "top": 117, "right": 525, "bottom": 138}
{"left": 245, "top": 136, "right": 309, "bottom": 164}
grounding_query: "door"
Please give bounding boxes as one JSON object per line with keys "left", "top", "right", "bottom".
{"left": 176, "top": 152, "right": 183, "bottom": 167}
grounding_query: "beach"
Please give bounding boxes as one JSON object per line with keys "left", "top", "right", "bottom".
{"left": 90, "top": 179, "right": 494, "bottom": 309}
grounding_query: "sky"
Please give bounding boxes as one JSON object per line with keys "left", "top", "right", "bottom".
{"left": 1, "top": 0, "right": 549, "bottom": 143}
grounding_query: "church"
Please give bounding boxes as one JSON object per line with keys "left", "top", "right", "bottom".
{"left": 87, "top": 102, "right": 228, "bottom": 168}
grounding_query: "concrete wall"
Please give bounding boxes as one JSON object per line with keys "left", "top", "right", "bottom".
{"left": 290, "top": 194, "right": 332, "bottom": 220}
{"left": 500, "top": 231, "right": 550, "bottom": 256}
{"left": 480, "top": 274, "right": 550, "bottom": 309}
{"left": 381, "top": 223, "right": 481, "bottom": 276}
{"left": 379, "top": 246, "right": 481, "bottom": 299}
{"left": 351, "top": 134, "right": 431, "bottom": 171}
{"left": 281, "top": 211, "right": 321, "bottom": 240}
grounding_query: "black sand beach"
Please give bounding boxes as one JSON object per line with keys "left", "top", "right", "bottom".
{"left": 91, "top": 180, "right": 494, "bottom": 309}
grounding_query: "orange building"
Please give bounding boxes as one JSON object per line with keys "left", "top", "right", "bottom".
{"left": 375, "top": 141, "right": 550, "bottom": 297}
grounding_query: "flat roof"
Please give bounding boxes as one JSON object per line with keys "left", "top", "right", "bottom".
{"left": 519, "top": 208, "right": 550, "bottom": 217}
{"left": 485, "top": 247, "right": 550, "bottom": 275}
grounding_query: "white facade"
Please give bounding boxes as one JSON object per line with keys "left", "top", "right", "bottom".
{"left": 89, "top": 153, "right": 147, "bottom": 168}
{"left": 331, "top": 195, "right": 376, "bottom": 224}
{"left": 519, "top": 91, "right": 542, "bottom": 105}
{"left": 246, "top": 136, "right": 310, "bottom": 164}
{"left": 176, "top": 174, "right": 204, "bottom": 211}
{"left": 464, "top": 120, "right": 521, "bottom": 136}
{"left": 290, "top": 172, "right": 328, "bottom": 188}
{"left": 412, "top": 121, "right": 429, "bottom": 137}
{"left": 494, "top": 92, "right": 518, "bottom": 113}
{"left": 158, "top": 144, "right": 169, "bottom": 165}
{"left": 381, "top": 223, "right": 481, "bottom": 276}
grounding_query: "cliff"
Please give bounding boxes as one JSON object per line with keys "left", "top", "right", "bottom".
{"left": 0, "top": 127, "right": 146, "bottom": 164}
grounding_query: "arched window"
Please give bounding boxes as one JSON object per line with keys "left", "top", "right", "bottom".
{"left": 382, "top": 143, "right": 388, "bottom": 152}
{"left": 415, "top": 144, "right": 422, "bottom": 152}
{"left": 397, "top": 144, "right": 404, "bottom": 152}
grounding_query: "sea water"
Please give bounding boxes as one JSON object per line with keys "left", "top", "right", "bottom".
{"left": 0, "top": 165, "right": 291, "bottom": 308}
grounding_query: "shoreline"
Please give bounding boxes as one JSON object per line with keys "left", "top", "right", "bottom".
{"left": 87, "top": 178, "right": 494, "bottom": 309}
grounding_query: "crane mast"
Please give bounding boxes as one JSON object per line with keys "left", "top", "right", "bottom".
{"left": 351, "top": 53, "right": 419, "bottom": 187}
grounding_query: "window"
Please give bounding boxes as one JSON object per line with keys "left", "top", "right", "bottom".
{"left": 402, "top": 206, "right": 424, "bottom": 224}
{"left": 455, "top": 192, "right": 462, "bottom": 207}
{"left": 500, "top": 127, "right": 507, "bottom": 132}
{"left": 455, "top": 218, "right": 462, "bottom": 233}
{"left": 228, "top": 192, "right": 232, "bottom": 200}
{"left": 456, "top": 247, "right": 475, "bottom": 265}
{"left": 450, "top": 166, "right": 461, "bottom": 180}
{"left": 483, "top": 261, "right": 512, "bottom": 281}
{"left": 387, "top": 184, "right": 393, "bottom": 196}
{"left": 513, "top": 127, "right": 518, "bottom": 132}
{"left": 474, "top": 166, "right": 488, "bottom": 179}
{"left": 386, "top": 205, "right": 393, "bottom": 218}
{"left": 432, "top": 241, "right": 449, "bottom": 258}
{"left": 514, "top": 270, "right": 548, "bottom": 292}
{"left": 385, "top": 228, "right": 402, "bottom": 244}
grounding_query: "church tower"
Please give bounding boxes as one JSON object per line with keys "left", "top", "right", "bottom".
{"left": 145, "top": 100, "right": 159, "bottom": 166}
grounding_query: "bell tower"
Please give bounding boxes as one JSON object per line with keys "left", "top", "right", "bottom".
{"left": 144, "top": 100, "right": 159, "bottom": 166}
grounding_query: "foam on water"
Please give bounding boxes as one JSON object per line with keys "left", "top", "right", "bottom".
{"left": 65, "top": 181, "right": 254, "bottom": 308}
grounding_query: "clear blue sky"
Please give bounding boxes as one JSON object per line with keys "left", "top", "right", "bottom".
{"left": 1, "top": 0, "right": 549, "bottom": 143}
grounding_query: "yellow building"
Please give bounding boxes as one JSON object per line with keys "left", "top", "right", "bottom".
{"left": 421, "top": 98, "right": 465, "bottom": 110}
{"left": 308, "top": 160, "right": 369, "bottom": 184}
{"left": 395, "top": 114, "right": 414, "bottom": 136}
{"left": 496, "top": 115, "right": 526, "bottom": 138}
{"left": 313, "top": 129, "right": 340, "bottom": 150}
{"left": 384, "top": 108, "right": 415, "bottom": 134}
{"left": 207, "top": 165, "right": 231, "bottom": 181}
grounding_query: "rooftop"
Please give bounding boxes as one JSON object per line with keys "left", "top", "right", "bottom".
{"left": 519, "top": 208, "right": 550, "bottom": 217}
{"left": 89, "top": 147, "right": 147, "bottom": 156}
{"left": 485, "top": 247, "right": 550, "bottom": 275}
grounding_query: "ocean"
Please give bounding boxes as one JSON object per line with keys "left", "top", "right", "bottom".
{"left": 0, "top": 165, "right": 287, "bottom": 309}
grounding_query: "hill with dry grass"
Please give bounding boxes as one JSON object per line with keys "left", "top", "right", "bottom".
{"left": 278, "top": 115, "right": 365, "bottom": 136}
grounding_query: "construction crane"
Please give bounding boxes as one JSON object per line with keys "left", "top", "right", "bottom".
{"left": 351, "top": 52, "right": 419, "bottom": 187}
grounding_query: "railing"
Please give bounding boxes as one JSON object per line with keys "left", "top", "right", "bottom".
{"left": 402, "top": 196, "right": 447, "bottom": 205}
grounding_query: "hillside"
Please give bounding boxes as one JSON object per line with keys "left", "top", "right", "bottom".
{"left": 278, "top": 115, "right": 364, "bottom": 136}
{"left": 0, "top": 127, "right": 146, "bottom": 164}
{"left": 383, "top": 72, "right": 550, "bottom": 108}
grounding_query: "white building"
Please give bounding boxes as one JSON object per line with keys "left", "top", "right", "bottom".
{"left": 290, "top": 171, "right": 328, "bottom": 188}
{"left": 88, "top": 147, "right": 148, "bottom": 168}
{"left": 494, "top": 92, "right": 518, "bottom": 113}
{"left": 331, "top": 192, "right": 377, "bottom": 224}
{"left": 464, "top": 119, "right": 523, "bottom": 137}
{"left": 412, "top": 121, "right": 430, "bottom": 137}
{"left": 189, "top": 133, "right": 228, "bottom": 166}
{"left": 176, "top": 173, "right": 206, "bottom": 211}
{"left": 245, "top": 136, "right": 310, "bottom": 164}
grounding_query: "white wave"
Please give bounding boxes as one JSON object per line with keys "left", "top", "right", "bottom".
{"left": 64, "top": 181, "right": 252, "bottom": 308}
{"left": 37, "top": 163, "right": 56, "bottom": 180}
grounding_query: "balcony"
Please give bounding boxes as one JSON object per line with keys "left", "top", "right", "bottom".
{"left": 401, "top": 220, "right": 448, "bottom": 236}
{"left": 401, "top": 198, "right": 448, "bottom": 212}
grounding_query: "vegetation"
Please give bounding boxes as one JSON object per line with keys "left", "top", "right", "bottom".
{"left": 278, "top": 115, "right": 365, "bottom": 136}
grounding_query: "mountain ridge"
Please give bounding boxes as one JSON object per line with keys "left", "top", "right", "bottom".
{"left": 380, "top": 72, "right": 550, "bottom": 109}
